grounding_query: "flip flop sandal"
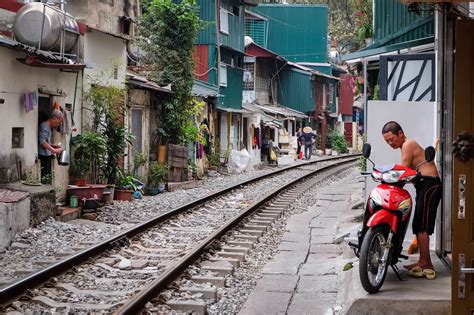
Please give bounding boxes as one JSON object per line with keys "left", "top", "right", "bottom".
{"left": 408, "top": 266, "right": 424, "bottom": 278}
{"left": 423, "top": 269, "right": 436, "bottom": 280}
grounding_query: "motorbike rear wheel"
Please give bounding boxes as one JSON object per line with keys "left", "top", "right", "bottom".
{"left": 359, "top": 225, "right": 391, "bottom": 293}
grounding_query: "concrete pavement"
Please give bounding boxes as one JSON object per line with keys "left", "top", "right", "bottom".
{"left": 239, "top": 171, "right": 451, "bottom": 315}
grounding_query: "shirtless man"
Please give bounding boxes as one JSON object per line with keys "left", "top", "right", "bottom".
{"left": 382, "top": 121, "right": 442, "bottom": 279}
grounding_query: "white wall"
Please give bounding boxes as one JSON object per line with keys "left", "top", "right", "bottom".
{"left": 366, "top": 101, "right": 438, "bottom": 207}
{"left": 83, "top": 30, "right": 127, "bottom": 89}
{"left": 0, "top": 47, "right": 81, "bottom": 186}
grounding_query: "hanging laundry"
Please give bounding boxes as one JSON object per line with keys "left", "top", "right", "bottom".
{"left": 23, "top": 91, "right": 38, "bottom": 113}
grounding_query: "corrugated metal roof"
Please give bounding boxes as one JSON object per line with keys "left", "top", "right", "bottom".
{"left": 287, "top": 62, "right": 339, "bottom": 81}
{"left": 251, "top": 4, "right": 328, "bottom": 63}
{"left": 374, "top": 0, "right": 433, "bottom": 45}
{"left": 253, "top": 104, "right": 308, "bottom": 118}
{"left": 341, "top": 36, "right": 434, "bottom": 61}
{"left": 126, "top": 73, "right": 172, "bottom": 93}
{"left": 192, "top": 80, "right": 219, "bottom": 97}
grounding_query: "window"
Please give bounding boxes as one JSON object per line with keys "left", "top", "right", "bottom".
{"left": 219, "top": 64, "right": 228, "bottom": 87}
{"left": 12, "top": 127, "right": 24, "bottom": 148}
{"left": 322, "top": 84, "right": 327, "bottom": 111}
{"left": 232, "top": 6, "right": 240, "bottom": 16}
{"left": 243, "top": 63, "right": 254, "bottom": 91}
{"left": 220, "top": 8, "right": 229, "bottom": 34}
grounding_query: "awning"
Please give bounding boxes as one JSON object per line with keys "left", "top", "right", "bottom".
{"left": 253, "top": 104, "right": 308, "bottom": 119}
{"left": 126, "top": 73, "right": 172, "bottom": 93}
{"left": 342, "top": 36, "right": 434, "bottom": 63}
{"left": 192, "top": 80, "right": 220, "bottom": 98}
{"left": 242, "top": 103, "right": 282, "bottom": 124}
{"left": 216, "top": 106, "right": 248, "bottom": 113}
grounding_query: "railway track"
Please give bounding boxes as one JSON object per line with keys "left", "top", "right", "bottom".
{"left": 0, "top": 155, "right": 359, "bottom": 313}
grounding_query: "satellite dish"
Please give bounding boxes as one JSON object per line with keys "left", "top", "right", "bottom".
{"left": 244, "top": 36, "right": 254, "bottom": 47}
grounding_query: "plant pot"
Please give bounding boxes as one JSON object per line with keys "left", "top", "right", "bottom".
{"left": 147, "top": 187, "right": 160, "bottom": 196}
{"left": 157, "top": 144, "right": 168, "bottom": 165}
{"left": 158, "top": 183, "right": 166, "bottom": 193}
{"left": 365, "top": 37, "right": 373, "bottom": 47}
{"left": 74, "top": 178, "right": 87, "bottom": 187}
{"left": 83, "top": 198, "right": 100, "bottom": 210}
{"left": 114, "top": 189, "right": 133, "bottom": 201}
{"left": 325, "top": 149, "right": 332, "bottom": 155}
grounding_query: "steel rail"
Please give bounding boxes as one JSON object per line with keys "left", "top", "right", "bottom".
{"left": 117, "top": 157, "right": 358, "bottom": 314}
{"left": 0, "top": 154, "right": 360, "bottom": 304}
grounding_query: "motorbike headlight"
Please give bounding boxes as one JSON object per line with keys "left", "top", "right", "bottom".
{"left": 372, "top": 171, "right": 382, "bottom": 180}
{"left": 370, "top": 190, "right": 383, "bottom": 206}
{"left": 382, "top": 170, "right": 405, "bottom": 183}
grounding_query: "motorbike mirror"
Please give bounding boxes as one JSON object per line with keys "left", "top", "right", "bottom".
{"left": 425, "top": 146, "right": 436, "bottom": 162}
{"left": 362, "top": 143, "right": 371, "bottom": 158}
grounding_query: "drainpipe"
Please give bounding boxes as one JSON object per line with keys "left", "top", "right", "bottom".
{"left": 363, "top": 58, "right": 367, "bottom": 136}
{"left": 270, "top": 60, "right": 287, "bottom": 105}
{"left": 215, "top": 0, "right": 221, "bottom": 89}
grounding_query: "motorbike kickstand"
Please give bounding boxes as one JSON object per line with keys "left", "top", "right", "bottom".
{"left": 391, "top": 265, "right": 406, "bottom": 281}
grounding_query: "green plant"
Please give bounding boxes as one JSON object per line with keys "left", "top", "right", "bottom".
{"left": 117, "top": 171, "right": 138, "bottom": 191}
{"left": 207, "top": 140, "right": 222, "bottom": 167}
{"left": 373, "top": 84, "right": 380, "bottom": 100}
{"left": 138, "top": 0, "right": 204, "bottom": 145}
{"left": 148, "top": 162, "right": 168, "bottom": 187}
{"left": 133, "top": 153, "right": 148, "bottom": 176}
{"left": 71, "top": 131, "right": 108, "bottom": 183}
{"left": 85, "top": 85, "right": 132, "bottom": 184}
{"left": 22, "top": 171, "right": 41, "bottom": 186}
{"left": 41, "top": 173, "right": 53, "bottom": 185}
{"left": 352, "top": 0, "right": 373, "bottom": 46}
{"left": 327, "top": 129, "right": 348, "bottom": 154}
{"left": 357, "top": 133, "right": 368, "bottom": 170}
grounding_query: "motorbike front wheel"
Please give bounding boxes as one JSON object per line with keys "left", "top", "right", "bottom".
{"left": 359, "top": 225, "right": 391, "bottom": 293}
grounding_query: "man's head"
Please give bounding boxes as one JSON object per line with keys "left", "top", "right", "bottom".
{"left": 48, "top": 110, "right": 64, "bottom": 128}
{"left": 382, "top": 121, "right": 405, "bottom": 149}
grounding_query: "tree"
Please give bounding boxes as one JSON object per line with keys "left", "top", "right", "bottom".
{"left": 137, "top": 0, "right": 203, "bottom": 145}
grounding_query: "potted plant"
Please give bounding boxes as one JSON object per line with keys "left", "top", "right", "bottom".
{"left": 71, "top": 132, "right": 107, "bottom": 184}
{"left": 69, "top": 162, "right": 87, "bottom": 186}
{"left": 147, "top": 162, "right": 168, "bottom": 195}
{"left": 325, "top": 132, "right": 333, "bottom": 156}
{"left": 115, "top": 172, "right": 137, "bottom": 201}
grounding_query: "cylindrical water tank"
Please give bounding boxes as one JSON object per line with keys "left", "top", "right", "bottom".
{"left": 13, "top": 3, "right": 79, "bottom": 53}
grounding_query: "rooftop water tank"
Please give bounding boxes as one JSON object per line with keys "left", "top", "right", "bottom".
{"left": 13, "top": 3, "right": 79, "bottom": 53}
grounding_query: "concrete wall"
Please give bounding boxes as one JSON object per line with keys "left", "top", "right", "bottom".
{"left": 69, "top": 0, "right": 141, "bottom": 36}
{"left": 0, "top": 197, "right": 30, "bottom": 250}
{"left": 82, "top": 30, "right": 127, "bottom": 127}
{"left": 0, "top": 47, "right": 81, "bottom": 187}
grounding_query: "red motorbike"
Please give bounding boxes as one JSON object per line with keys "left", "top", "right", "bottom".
{"left": 349, "top": 143, "right": 435, "bottom": 293}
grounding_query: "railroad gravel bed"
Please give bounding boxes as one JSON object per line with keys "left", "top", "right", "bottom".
{"left": 2, "top": 159, "right": 353, "bottom": 313}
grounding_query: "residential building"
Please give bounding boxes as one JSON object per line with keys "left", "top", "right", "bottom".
{"left": 194, "top": 0, "right": 256, "bottom": 158}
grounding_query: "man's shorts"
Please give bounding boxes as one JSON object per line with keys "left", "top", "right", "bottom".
{"left": 413, "top": 176, "right": 442, "bottom": 235}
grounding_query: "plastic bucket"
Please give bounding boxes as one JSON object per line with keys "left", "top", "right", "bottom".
{"left": 70, "top": 195, "right": 78, "bottom": 208}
